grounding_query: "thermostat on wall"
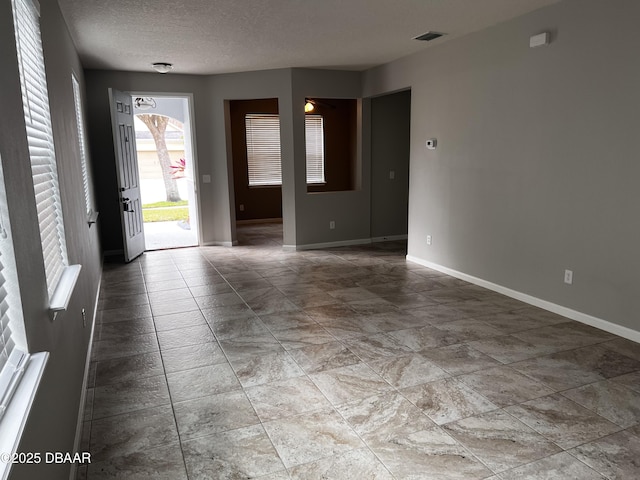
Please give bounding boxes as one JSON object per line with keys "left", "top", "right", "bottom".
{"left": 426, "top": 138, "right": 437, "bottom": 150}
{"left": 530, "top": 32, "right": 550, "bottom": 48}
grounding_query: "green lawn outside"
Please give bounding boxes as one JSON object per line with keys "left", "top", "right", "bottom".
{"left": 142, "top": 200, "right": 188, "bottom": 209}
{"left": 142, "top": 201, "right": 189, "bottom": 222}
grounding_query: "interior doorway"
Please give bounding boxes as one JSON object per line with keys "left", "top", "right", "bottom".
{"left": 228, "top": 98, "right": 284, "bottom": 246}
{"left": 370, "top": 89, "right": 411, "bottom": 241}
{"left": 132, "top": 95, "right": 199, "bottom": 250}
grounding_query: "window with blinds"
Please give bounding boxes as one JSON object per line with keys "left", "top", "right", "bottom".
{"left": 0, "top": 155, "right": 29, "bottom": 424}
{"left": 12, "top": 0, "right": 69, "bottom": 298}
{"left": 305, "top": 115, "right": 325, "bottom": 184}
{"left": 245, "top": 113, "right": 325, "bottom": 186}
{"left": 246, "top": 114, "right": 282, "bottom": 186}
{"left": 71, "top": 74, "right": 92, "bottom": 217}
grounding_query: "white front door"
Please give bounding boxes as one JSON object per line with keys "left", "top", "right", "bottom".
{"left": 109, "top": 89, "right": 145, "bottom": 262}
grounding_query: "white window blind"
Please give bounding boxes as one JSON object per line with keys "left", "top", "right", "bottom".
{"left": 246, "top": 114, "right": 282, "bottom": 186}
{"left": 0, "top": 155, "right": 29, "bottom": 424}
{"left": 71, "top": 74, "right": 92, "bottom": 217}
{"left": 245, "top": 114, "right": 326, "bottom": 186}
{"left": 305, "top": 115, "right": 325, "bottom": 184}
{"left": 12, "top": 0, "right": 69, "bottom": 298}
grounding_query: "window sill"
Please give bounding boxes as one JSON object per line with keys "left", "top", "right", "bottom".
{"left": 0, "top": 352, "right": 49, "bottom": 480}
{"left": 49, "top": 264, "right": 82, "bottom": 315}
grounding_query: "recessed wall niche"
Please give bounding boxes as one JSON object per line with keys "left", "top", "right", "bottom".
{"left": 304, "top": 98, "right": 357, "bottom": 193}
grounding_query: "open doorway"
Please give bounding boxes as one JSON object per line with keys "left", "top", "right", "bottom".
{"left": 370, "top": 89, "right": 411, "bottom": 241}
{"left": 132, "top": 95, "right": 199, "bottom": 250}
{"left": 229, "top": 98, "right": 284, "bottom": 246}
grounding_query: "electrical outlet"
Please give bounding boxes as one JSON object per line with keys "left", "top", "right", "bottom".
{"left": 329, "top": 221, "right": 336, "bottom": 230}
{"left": 239, "top": 204, "right": 245, "bottom": 211}
{"left": 389, "top": 170, "right": 395, "bottom": 180}
{"left": 81, "top": 308, "right": 86, "bottom": 327}
{"left": 427, "top": 235, "right": 432, "bottom": 245}
{"left": 564, "top": 269, "right": 573, "bottom": 285}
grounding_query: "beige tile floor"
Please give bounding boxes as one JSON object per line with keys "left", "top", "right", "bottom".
{"left": 79, "top": 223, "right": 640, "bottom": 479}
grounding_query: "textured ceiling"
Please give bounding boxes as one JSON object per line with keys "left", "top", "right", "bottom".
{"left": 57, "top": 0, "right": 564, "bottom": 75}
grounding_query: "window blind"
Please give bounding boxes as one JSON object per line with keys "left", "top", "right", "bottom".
{"left": 245, "top": 114, "right": 282, "bottom": 186}
{"left": 245, "top": 113, "right": 326, "bottom": 187}
{"left": 0, "top": 155, "right": 29, "bottom": 423}
{"left": 305, "top": 115, "right": 325, "bottom": 184}
{"left": 72, "top": 74, "right": 92, "bottom": 217}
{"left": 0, "top": 253, "right": 29, "bottom": 424}
{"left": 12, "top": 0, "right": 68, "bottom": 298}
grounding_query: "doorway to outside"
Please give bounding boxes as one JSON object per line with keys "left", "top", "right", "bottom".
{"left": 132, "top": 95, "right": 199, "bottom": 250}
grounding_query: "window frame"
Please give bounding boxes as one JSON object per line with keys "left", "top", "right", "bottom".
{"left": 12, "top": 0, "right": 80, "bottom": 312}
{"left": 244, "top": 113, "right": 326, "bottom": 187}
{"left": 304, "top": 114, "right": 326, "bottom": 185}
{"left": 0, "top": 154, "right": 49, "bottom": 480}
{"left": 71, "top": 72, "right": 96, "bottom": 224}
{"left": 245, "top": 113, "right": 282, "bottom": 187}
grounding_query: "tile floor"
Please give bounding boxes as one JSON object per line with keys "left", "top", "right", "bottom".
{"left": 79, "top": 223, "right": 640, "bottom": 479}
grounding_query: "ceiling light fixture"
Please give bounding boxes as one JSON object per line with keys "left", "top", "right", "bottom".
{"left": 304, "top": 100, "right": 315, "bottom": 113}
{"left": 152, "top": 62, "right": 173, "bottom": 74}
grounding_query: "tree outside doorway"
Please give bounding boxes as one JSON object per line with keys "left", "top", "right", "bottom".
{"left": 137, "top": 114, "right": 182, "bottom": 202}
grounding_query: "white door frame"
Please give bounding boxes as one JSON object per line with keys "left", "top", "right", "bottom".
{"left": 130, "top": 91, "right": 203, "bottom": 247}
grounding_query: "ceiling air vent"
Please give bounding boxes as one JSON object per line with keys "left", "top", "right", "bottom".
{"left": 414, "top": 31, "right": 445, "bottom": 42}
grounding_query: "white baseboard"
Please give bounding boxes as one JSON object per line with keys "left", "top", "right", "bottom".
{"left": 284, "top": 235, "right": 406, "bottom": 251}
{"left": 371, "top": 234, "right": 408, "bottom": 243}
{"left": 202, "top": 240, "right": 235, "bottom": 247}
{"left": 70, "top": 272, "right": 102, "bottom": 479}
{"left": 406, "top": 255, "right": 640, "bottom": 343}
{"left": 294, "top": 237, "right": 372, "bottom": 251}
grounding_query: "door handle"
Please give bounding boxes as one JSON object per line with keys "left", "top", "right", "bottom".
{"left": 121, "top": 198, "right": 134, "bottom": 212}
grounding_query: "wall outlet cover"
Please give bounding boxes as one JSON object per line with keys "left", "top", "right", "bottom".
{"left": 564, "top": 269, "right": 573, "bottom": 285}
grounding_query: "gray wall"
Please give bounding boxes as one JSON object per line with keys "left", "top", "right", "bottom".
{"left": 291, "top": 69, "right": 367, "bottom": 246}
{"left": 0, "top": 0, "right": 102, "bottom": 478}
{"left": 363, "top": 0, "right": 640, "bottom": 333}
{"left": 370, "top": 90, "right": 411, "bottom": 239}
